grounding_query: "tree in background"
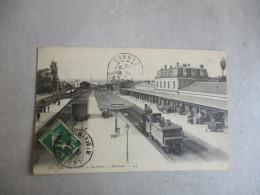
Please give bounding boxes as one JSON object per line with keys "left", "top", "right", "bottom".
{"left": 219, "top": 57, "right": 227, "bottom": 82}
{"left": 36, "top": 68, "right": 52, "bottom": 94}
{"left": 36, "top": 61, "right": 60, "bottom": 94}
{"left": 50, "top": 61, "right": 59, "bottom": 91}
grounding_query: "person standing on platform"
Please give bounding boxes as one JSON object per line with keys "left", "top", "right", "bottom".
{"left": 36, "top": 111, "right": 40, "bottom": 122}
{"left": 58, "top": 100, "right": 60, "bottom": 106}
{"left": 47, "top": 105, "right": 50, "bottom": 113}
{"left": 187, "top": 110, "right": 193, "bottom": 124}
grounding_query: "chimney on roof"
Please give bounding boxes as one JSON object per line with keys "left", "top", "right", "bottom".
{"left": 183, "top": 63, "right": 187, "bottom": 67}
{"left": 165, "top": 65, "right": 167, "bottom": 69}
{"left": 176, "top": 62, "right": 179, "bottom": 67}
{"left": 200, "top": 64, "right": 204, "bottom": 69}
{"left": 188, "top": 63, "right": 190, "bottom": 67}
{"left": 170, "top": 65, "right": 173, "bottom": 69}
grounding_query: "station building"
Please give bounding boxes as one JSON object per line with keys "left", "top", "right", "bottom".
{"left": 121, "top": 63, "right": 228, "bottom": 129}
{"left": 155, "top": 63, "right": 209, "bottom": 91}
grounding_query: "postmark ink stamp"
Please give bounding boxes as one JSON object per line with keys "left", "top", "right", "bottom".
{"left": 107, "top": 53, "right": 143, "bottom": 87}
{"left": 64, "top": 130, "right": 94, "bottom": 168}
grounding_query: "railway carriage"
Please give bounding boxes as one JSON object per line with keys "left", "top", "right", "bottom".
{"left": 71, "top": 91, "right": 90, "bottom": 121}
{"left": 72, "top": 102, "right": 88, "bottom": 121}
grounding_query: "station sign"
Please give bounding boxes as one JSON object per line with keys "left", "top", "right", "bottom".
{"left": 111, "top": 103, "right": 125, "bottom": 106}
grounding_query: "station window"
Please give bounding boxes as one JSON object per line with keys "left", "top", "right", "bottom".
{"left": 196, "top": 70, "right": 200, "bottom": 77}
{"left": 187, "top": 68, "right": 191, "bottom": 76}
{"left": 168, "top": 81, "right": 170, "bottom": 88}
{"left": 157, "top": 81, "right": 158, "bottom": 88}
{"left": 204, "top": 70, "right": 208, "bottom": 77}
{"left": 164, "top": 81, "right": 166, "bottom": 88}
{"left": 178, "top": 69, "right": 183, "bottom": 76}
{"left": 160, "top": 81, "right": 162, "bottom": 88}
{"left": 173, "top": 81, "right": 175, "bottom": 89}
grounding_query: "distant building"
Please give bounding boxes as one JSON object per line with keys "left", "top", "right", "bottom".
{"left": 155, "top": 63, "right": 208, "bottom": 91}
{"left": 65, "top": 80, "right": 81, "bottom": 88}
{"left": 80, "top": 81, "right": 90, "bottom": 89}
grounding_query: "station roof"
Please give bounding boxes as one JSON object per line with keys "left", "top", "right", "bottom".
{"left": 181, "top": 82, "right": 227, "bottom": 95}
{"left": 94, "top": 90, "right": 135, "bottom": 110}
{"left": 123, "top": 88, "right": 228, "bottom": 111}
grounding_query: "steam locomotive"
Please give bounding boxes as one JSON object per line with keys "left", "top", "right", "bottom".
{"left": 142, "top": 105, "right": 184, "bottom": 154}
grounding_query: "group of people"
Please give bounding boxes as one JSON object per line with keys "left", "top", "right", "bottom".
{"left": 187, "top": 110, "right": 210, "bottom": 124}
{"left": 36, "top": 99, "right": 61, "bottom": 122}
{"left": 40, "top": 105, "right": 50, "bottom": 113}
{"left": 36, "top": 106, "right": 50, "bottom": 122}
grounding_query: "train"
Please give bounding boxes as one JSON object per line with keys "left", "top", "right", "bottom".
{"left": 80, "top": 81, "right": 91, "bottom": 89}
{"left": 71, "top": 90, "right": 90, "bottom": 121}
{"left": 141, "top": 105, "right": 184, "bottom": 154}
{"left": 72, "top": 102, "right": 88, "bottom": 121}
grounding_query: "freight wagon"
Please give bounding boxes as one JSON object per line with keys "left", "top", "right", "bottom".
{"left": 72, "top": 102, "right": 88, "bottom": 121}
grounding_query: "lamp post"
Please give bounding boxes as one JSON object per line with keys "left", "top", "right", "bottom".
{"left": 114, "top": 111, "right": 118, "bottom": 133}
{"left": 125, "top": 124, "right": 130, "bottom": 163}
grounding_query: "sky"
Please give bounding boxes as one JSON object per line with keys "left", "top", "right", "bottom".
{"left": 37, "top": 47, "right": 227, "bottom": 81}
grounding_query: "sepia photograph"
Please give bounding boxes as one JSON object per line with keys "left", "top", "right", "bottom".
{"left": 2, "top": 0, "right": 260, "bottom": 193}
{"left": 33, "top": 47, "right": 229, "bottom": 175}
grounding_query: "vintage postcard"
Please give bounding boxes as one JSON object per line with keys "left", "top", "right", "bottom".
{"left": 33, "top": 47, "right": 229, "bottom": 175}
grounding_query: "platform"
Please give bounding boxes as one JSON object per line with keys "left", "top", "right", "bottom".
{"left": 34, "top": 92, "right": 228, "bottom": 174}
{"left": 34, "top": 93, "right": 170, "bottom": 174}
{"left": 94, "top": 90, "right": 135, "bottom": 110}
{"left": 34, "top": 98, "right": 71, "bottom": 134}
{"left": 119, "top": 94, "right": 229, "bottom": 154}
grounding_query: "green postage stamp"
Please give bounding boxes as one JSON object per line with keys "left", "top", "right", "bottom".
{"left": 39, "top": 120, "right": 83, "bottom": 163}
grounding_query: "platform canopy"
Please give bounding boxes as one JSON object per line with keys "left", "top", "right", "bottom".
{"left": 124, "top": 88, "right": 228, "bottom": 111}
{"left": 94, "top": 90, "right": 135, "bottom": 110}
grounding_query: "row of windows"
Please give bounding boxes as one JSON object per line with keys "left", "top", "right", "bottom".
{"left": 186, "top": 69, "right": 200, "bottom": 76}
{"left": 157, "top": 69, "right": 177, "bottom": 77}
{"left": 156, "top": 81, "right": 175, "bottom": 89}
{"left": 157, "top": 68, "right": 207, "bottom": 77}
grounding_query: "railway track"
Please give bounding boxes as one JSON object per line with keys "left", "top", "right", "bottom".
{"left": 33, "top": 103, "right": 72, "bottom": 163}
{"left": 33, "top": 90, "right": 91, "bottom": 164}
{"left": 120, "top": 106, "right": 228, "bottom": 162}
{"left": 34, "top": 104, "right": 71, "bottom": 143}
{"left": 120, "top": 107, "right": 175, "bottom": 162}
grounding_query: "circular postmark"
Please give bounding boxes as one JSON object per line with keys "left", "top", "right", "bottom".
{"left": 107, "top": 53, "right": 143, "bottom": 87}
{"left": 64, "top": 130, "right": 94, "bottom": 168}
